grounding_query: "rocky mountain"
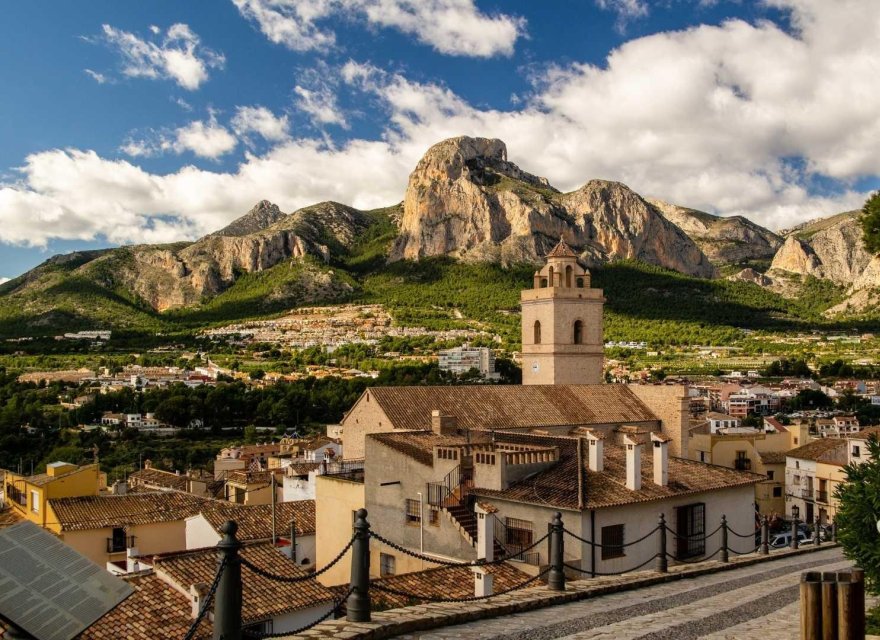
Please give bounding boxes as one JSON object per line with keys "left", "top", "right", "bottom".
{"left": 393, "top": 137, "right": 715, "bottom": 277}
{"left": 648, "top": 199, "right": 781, "bottom": 264}
{"left": 211, "top": 200, "right": 287, "bottom": 237}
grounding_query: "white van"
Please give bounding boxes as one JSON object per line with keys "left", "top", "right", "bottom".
{"left": 769, "top": 531, "right": 810, "bottom": 548}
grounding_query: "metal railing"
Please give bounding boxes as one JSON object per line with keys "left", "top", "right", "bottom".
{"left": 106, "top": 535, "right": 135, "bottom": 553}
{"left": 734, "top": 458, "right": 752, "bottom": 471}
{"left": 426, "top": 464, "right": 472, "bottom": 509}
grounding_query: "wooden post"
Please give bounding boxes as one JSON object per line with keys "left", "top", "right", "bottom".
{"left": 837, "top": 568, "right": 865, "bottom": 640}
{"left": 820, "top": 572, "right": 837, "bottom": 640}
{"left": 800, "top": 571, "right": 821, "bottom": 640}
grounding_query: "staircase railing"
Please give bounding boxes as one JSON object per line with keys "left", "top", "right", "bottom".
{"left": 426, "top": 464, "right": 472, "bottom": 509}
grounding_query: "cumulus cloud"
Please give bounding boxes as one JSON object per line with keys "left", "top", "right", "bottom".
{"left": 233, "top": 0, "right": 525, "bottom": 57}
{"left": 596, "top": 0, "right": 649, "bottom": 31}
{"left": 231, "top": 106, "right": 291, "bottom": 142}
{"left": 0, "top": 277, "right": 9, "bottom": 285}
{"left": 122, "top": 114, "right": 238, "bottom": 159}
{"left": 3, "top": 0, "right": 879, "bottom": 248}
{"left": 294, "top": 84, "right": 347, "bottom": 127}
{"left": 98, "top": 23, "right": 225, "bottom": 90}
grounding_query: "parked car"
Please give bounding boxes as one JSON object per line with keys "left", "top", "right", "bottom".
{"left": 769, "top": 531, "right": 810, "bottom": 548}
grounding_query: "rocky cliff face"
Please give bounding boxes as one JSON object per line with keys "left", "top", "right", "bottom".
{"left": 392, "top": 136, "right": 714, "bottom": 277}
{"left": 103, "top": 201, "right": 372, "bottom": 311}
{"left": 649, "top": 199, "right": 781, "bottom": 264}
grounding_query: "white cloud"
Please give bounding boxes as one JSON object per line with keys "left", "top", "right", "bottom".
{"left": 122, "top": 114, "right": 238, "bottom": 159}
{"left": 0, "top": 277, "right": 9, "bottom": 285}
{"left": 172, "top": 116, "right": 238, "bottom": 158}
{"left": 596, "top": 0, "right": 649, "bottom": 31}
{"left": 99, "top": 23, "right": 225, "bottom": 90}
{"left": 231, "top": 106, "right": 291, "bottom": 142}
{"left": 294, "top": 85, "right": 347, "bottom": 127}
{"left": 84, "top": 69, "right": 111, "bottom": 84}
{"left": 232, "top": 0, "right": 525, "bottom": 57}
{"left": 3, "top": 0, "right": 880, "bottom": 250}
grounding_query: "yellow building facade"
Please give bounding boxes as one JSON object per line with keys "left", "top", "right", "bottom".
{"left": 2, "top": 462, "right": 104, "bottom": 528}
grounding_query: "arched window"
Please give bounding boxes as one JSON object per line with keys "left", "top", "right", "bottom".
{"left": 576, "top": 277, "right": 585, "bottom": 288}
{"left": 540, "top": 277, "right": 548, "bottom": 288}
{"left": 565, "top": 265, "right": 573, "bottom": 288}
{"left": 548, "top": 266, "right": 554, "bottom": 286}
{"left": 534, "top": 320, "right": 542, "bottom": 344}
{"left": 573, "top": 320, "right": 583, "bottom": 344}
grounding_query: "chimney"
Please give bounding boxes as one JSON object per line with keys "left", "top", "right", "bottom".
{"left": 189, "top": 583, "right": 210, "bottom": 618}
{"left": 143, "top": 459, "right": 152, "bottom": 470}
{"left": 651, "top": 432, "right": 669, "bottom": 487}
{"left": 624, "top": 435, "right": 641, "bottom": 491}
{"left": 431, "top": 410, "right": 458, "bottom": 435}
{"left": 475, "top": 503, "right": 495, "bottom": 562}
{"left": 586, "top": 430, "right": 604, "bottom": 472}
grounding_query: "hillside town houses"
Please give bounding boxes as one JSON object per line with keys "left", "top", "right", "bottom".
{"left": 3, "top": 240, "right": 880, "bottom": 637}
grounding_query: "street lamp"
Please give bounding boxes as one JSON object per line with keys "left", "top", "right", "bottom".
{"left": 792, "top": 505, "right": 800, "bottom": 522}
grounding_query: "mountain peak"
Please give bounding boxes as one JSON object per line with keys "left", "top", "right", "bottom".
{"left": 212, "top": 200, "right": 287, "bottom": 237}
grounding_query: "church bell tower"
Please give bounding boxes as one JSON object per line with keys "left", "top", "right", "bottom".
{"left": 521, "top": 239, "right": 605, "bottom": 385}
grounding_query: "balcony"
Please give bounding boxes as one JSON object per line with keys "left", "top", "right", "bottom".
{"left": 816, "top": 490, "right": 829, "bottom": 504}
{"left": 734, "top": 459, "right": 752, "bottom": 471}
{"left": 106, "top": 535, "right": 135, "bottom": 554}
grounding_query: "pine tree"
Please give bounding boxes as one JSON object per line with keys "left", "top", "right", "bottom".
{"left": 860, "top": 191, "right": 880, "bottom": 255}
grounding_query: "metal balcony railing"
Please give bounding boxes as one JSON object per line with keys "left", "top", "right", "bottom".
{"left": 106, "top": 535, "right": 135, "bottom": 553}
{"left": 734, "top": 459, "right": 752, "bottom": 471}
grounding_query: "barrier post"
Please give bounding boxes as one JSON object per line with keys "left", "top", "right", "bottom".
{"left": 800, "top": 571, "right": 821, "bottom": 640}
{"left": 547, "top": 512, "right": 566, "bottom": 591}
{"left": 347, "top": 509, "right": 371, "bottom": 622}
{"left": 720, "top": 515, "right": 729, "bottom": 563}
{"left": 760, "top": 516, "right": 769, "bottom": 555}
{"left": 656, "top": 514, "right": 668, "bottom": 573}
{"left": 791, "top": 517, "right": 799, "bottom": 550}
{"left": 214, "top": 521, "right": 242, "bottom": 640}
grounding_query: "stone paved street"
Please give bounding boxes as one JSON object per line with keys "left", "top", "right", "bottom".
{"left": 391, "top": 548, "right": 859, "bottom": 640}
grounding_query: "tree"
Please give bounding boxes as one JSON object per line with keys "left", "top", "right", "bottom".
{"left": 861, "top": 191, "right": 880, "bottom": 255}
{"left": 789, "top": 388, "right": 833, "bottom": 411}
{"left": 243, "top": 425, "right": 258, "bottom": 445}
{"left": 835, "top": 435, "right": 880, "bottom": 593}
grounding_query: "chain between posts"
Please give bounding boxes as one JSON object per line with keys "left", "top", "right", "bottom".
{"left": 372, "top": 568, "right": 551, "bottom": 604}
{"left": 239, "top": 536, "right": 355, "bottom": 583}
{"left": 183, "top": 555, "right": 228, "bottom": 640}
{"left": 242, "top": 587, "right": 355, "bottom": 639}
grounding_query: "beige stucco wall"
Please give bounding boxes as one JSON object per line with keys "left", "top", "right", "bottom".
{"left": 61, "top": 520, "right": 188, "bottom": 566}
{"left": 315, "top": 474, "right": 365, "bottom": 586}
{"left": 340, "top": 390, "right": 395, "bottom": 460}
{"left": 629, "top": 385, "right": 689, "bottom": 458}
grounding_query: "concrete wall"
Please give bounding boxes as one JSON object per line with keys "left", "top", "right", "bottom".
{"left": 629, "top": 385, "right": 689, "bottom": 458}
{"left": 315, "top": 474, "right": 364, "bottom": 586}
{"left": 340, "top": 390, "right": 395, "bottom": 460}
{"left": 363, "top": 438, "right": 476, "bottom": 567}
{"left": 185, "top": 514, "right": 221, "bottom": 550}
{"left": 283, "top": 473, "right": 316, "bottom": 502}
{"left": 269, "top": 604, "right": 334, "bottom": 636}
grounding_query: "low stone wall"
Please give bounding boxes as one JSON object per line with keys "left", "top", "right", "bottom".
{"left": 280, "top": 544, "right": 839, "bottom": 639}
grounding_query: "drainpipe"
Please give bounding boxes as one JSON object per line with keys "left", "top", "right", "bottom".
{"left": 417, "top": 491, "right": 424, "bottom": 555}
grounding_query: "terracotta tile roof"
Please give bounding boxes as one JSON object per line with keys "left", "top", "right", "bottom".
{"left": 11, "top": 464, "right": 98, "bottom": 487}
{"left": 198, "top": 500, "right": 316, "bottom": 539}
{"left": 688, "top": 421, "right": 711, "bottom": 435}
{"left": 331, "top": 563, "right": 531, "bottom": 610}
{"left": 287, "top": 462, "right": 323, "bottom": 476}
{"left": 473, "top": 433, "right": 764, "bottom": 511}
{"left": 759, "top": 451, "right": 787, "bottom": 465}
{"left": 79, "top": 573, "right": 209, "bottom": 640}
{"left": 129, "top": 468, "right": 187, "bottom": 491}
{"left": 226, "top": 470, "right": 282, "bottom": 485}
{"left": 785, "top": 438, "right": 848, "bottom": 463}
{"left": 366, "top": 384, "right": 658, "bottom": 432}
{"left": 50, "top": 492, "right": 217, "bottom": 531}
{"left": 546, "top": 238, "right": 578, "bottom": 258}
{"left": 153, "top": 542, "right": 335, "bottom": 623}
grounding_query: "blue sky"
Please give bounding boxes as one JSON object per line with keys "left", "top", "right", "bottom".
{"left": 1, "top": 0, "right": 879, "bottom": 281}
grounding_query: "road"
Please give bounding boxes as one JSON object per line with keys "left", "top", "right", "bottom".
{"left": 393, "top": 548, "right": 861, "bottom": 640}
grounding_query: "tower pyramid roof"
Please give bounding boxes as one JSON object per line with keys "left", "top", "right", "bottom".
{"left": 546, "top": 238, "right": 578, "bottom": 258}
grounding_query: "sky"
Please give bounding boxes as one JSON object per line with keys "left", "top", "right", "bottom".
{"left": 1, "top": 0, "right": 879, "bottom": 282}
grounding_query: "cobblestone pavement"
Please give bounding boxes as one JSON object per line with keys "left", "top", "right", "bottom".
{"left": 392, "top": 548, "right": 853, "bottom": 640}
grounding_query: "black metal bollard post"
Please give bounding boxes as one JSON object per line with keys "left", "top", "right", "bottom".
{"left": 656, "top": 514, "right": 668, "bottom": 573}
{"left": 347, "top": 508, "right": 371, "bottom": 622}
{"left": 214, "top": 521, "right": 243, "bottom": 640}
{"left": 791, "top": 517, "right": 799, "bottom": 550}
{"left": 548, "top": 512, "right": 566, "bottom": 591}
{"left": 760, "top": 515, "right": 769, "bottom": 555}
{"left": 814, "top": 516, "right": 821, "bottom": 546}
{"left": 720, "top": 515, "right": 729, "bottom": 563}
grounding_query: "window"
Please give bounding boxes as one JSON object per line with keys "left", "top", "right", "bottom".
{"left": 576, "top": 277, "right": 585, "bottom": 288}
{"left": 429, "top": 506, "right": 440, "bottom": 526}
{"left": 853, "top": 446, "right": 861, "bottom": 458}
{"left": 773, "top": 486, "right": 783, "bottom": 498}
{"left": 505, "top": 517, "right": 534, "bottom": 552}
{"left": 405, "top": 499, "right": 421, "bottom": 526}
{"left": 675, "top": 503, "right": 705, "bottom": 559}
{"left": 767, "top": 470, "right": 775, "bottom": 480}
{"left": 794, "top": 437, "right": 799, "bottom": 445}
{"left": 573, "top": 320, "right": 583, "bottom": 345}
{"left": 699, "top": 451, "right": 707, "bottom": 463}
{"left": 565, "top": 265, "right": 573, "bottom": 288}
{"left": 601, "top": 524, "right": 625, "bottom": 560}
{"left": 548, "top": 266, "right": 554, "bottom": 286}
{"left": 380, "top": 553, "right": 396, "bottom": 577}
{"left": 534, "top": 321, "right": 542, "bottom": 345}
{"left": 30, "top": 490, "right": 39, "bottom": 514}
{"left": 108, "top": 527, "right": 127, "bottom": 553}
